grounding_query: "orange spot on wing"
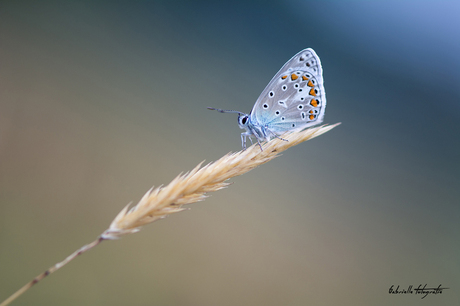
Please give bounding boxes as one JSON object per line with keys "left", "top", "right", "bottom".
{"left": 291, "top": 73, "right": 298, "bottom": 81}
{"left": 281, "top": 75, "right": 288, "bottom": 79}
{"left": 309, "top": 88, "right": 317, "bottom": 96}
{"left": 307, "top": 80, "right": 314, "bottom": 87}
{"left": 310, "top": 99, "right": 318, "bottom": 107}
{"left": 309, "top": 115, "right": 315, "bottom": 120}
{"left": 302, "top": 75, "right": 308, "bottom": 81}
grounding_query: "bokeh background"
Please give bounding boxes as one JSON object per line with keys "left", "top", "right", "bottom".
{"left": 1, "top": 1, "right": 459, "bottom": 305}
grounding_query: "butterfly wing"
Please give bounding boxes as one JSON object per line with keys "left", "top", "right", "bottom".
{"left": 250, "top": 48, "right": 326, "bottom": 135}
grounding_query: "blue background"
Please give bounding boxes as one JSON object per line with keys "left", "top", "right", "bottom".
{"left": 1, "top": 1, "right": 458, "bottom": 305}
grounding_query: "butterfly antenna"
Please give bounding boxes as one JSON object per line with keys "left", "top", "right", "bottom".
{"left": 207, "top": 107, "right": 245, "bottom": 115}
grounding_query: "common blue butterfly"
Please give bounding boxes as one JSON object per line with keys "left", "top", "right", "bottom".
{"left": 208, "top": 48, "right": 326, "bottom": 150}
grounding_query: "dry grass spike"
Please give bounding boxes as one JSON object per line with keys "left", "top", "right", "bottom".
{"left": 0, "top": 123, "right": 339, "bottom": 306}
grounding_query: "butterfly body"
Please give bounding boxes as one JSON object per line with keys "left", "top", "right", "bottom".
{"left": 209, "top": 48, "right": 326, "bottom": 150}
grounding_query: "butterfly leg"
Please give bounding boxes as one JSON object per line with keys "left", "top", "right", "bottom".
{"left": 267, "top": 129, "right": 288, "bottom": 142}
{"left": 240, "top": 133, "right": 248, "bottom": 150}
{"left": 249, "top": 136, "right": 264, "bottom": 151}
{"left": 274, "top": 134, "right": 288, "bottom": 142}
{"left": 241, "top": 132, "right": 262, "bottom": 151}
{"left": 248, "top": 137, "right": 254, "bottom": 145}
{"left": 255, "top": 138, "right": 263, "bottom": 151}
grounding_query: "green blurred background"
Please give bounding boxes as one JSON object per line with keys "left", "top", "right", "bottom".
{"left": 1, "top": 1, "right": 459, "bottom": 305}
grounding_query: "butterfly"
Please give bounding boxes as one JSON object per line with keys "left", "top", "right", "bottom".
{"left": 208, "top": 48, "right": 326, "bottom": 150}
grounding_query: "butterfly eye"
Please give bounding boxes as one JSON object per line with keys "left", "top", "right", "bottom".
{"left": 263, "top": 103, "right": 269, "bottom": 109}
{"left": 241, "top": 116, "right": 248, "bottom": 125}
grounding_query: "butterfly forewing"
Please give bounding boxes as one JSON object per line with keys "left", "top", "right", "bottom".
{"left": 250, "top": 48, "right": 326, "bottom": 134}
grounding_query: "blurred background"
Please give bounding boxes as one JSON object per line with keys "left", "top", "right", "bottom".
{"left": 1, "top": 1, "right": 459, "bottom": 305}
